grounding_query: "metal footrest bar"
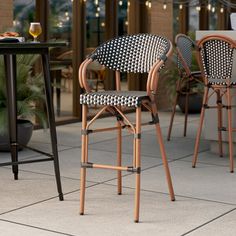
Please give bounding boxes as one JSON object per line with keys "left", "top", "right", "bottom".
{"left": 0, "top": 157, "right": 53, "bottom": 167}
{"left": 81, "top": 162, "right": 141, "bottom": 173}
{"left": 19, "top": 144, "right": 54, "bottom": 158}
{"left": 218, "top": 127, "right": 227, "bottom": 131}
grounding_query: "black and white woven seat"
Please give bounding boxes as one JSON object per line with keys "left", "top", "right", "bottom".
{"left": 80, "top": 91, "right": 149, "bottom": 107}
{"left": 192, "top": 34, "right": 236, "bottom": 173}
{"left": 167, "top": 34, "right": 202, "bottom": 141}
{"left": 78, "top": 33, "right": 175, "bottom": 223}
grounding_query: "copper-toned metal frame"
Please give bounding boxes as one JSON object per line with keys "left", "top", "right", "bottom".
{"left": 167, "top": 34, "right": 202, "bottom": 141}
{"left": 78, "top": 43, "right": 175, "bottom": 222}
{"left": 192, "top": 34, "right": 236, "bottom": 173}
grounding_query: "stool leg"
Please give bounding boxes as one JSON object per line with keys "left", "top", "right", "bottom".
{"left": 192, "top": 87, "right": 209, "bottom": 168}
{"left": 217, "top": 90, "right": 223, "bottom": 157}
{"left": 42, "top": 53, "right": 63, "bottom": 200}
{"left": 134, "top": 107, "right": 141, "bottom": 223}
{"left": 4, "top": 55, "right": 18, "bottom": 180}
{"left": 226, "top": 88, "right": 234, "bottom": 173}
{"left": 155, "top": 122, "right": 175, "bottom": 201}
{"left": 184, "top": 92, "right": 189, "bottom": 137}
{"left": 117, "top": 121, "right": 122, "bottom": 195}
{"left": 152, "top": 102, "right": 175, "bottom": 201}
{"left": 80, "top": 105, "right": 88, "bottom": 215}
{"left": 55, "top": 70, "right": 61, "bottom": 117}
{"left": 167, "top": 93, "right": 179, "bottom": 141}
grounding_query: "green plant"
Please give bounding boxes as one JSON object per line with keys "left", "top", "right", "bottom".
{"left": 163, "top": 52, "right": 204, "bottom": 103}
{"left": 0, "top": 54, "right": 46, "bottom": 135}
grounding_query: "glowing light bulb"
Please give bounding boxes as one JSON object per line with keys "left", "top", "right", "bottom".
{"left": 148, "top": 2, "right": 151, "bottom": 8}
{"left": 179, "top": 4, "right": 183, "bottom": 10}
{"left": 196, "top": 6, "right": 201, "bottom": 11}
{"left": 163, "top": 3, "right": 167, "bottom": 10}
{"left": 207, "top": 4, "right": 211, "bottom": 11}
{"left": 119, "top": 0, "right": 123, "bottom": 6}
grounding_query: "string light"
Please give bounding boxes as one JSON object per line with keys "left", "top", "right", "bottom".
{"left": 220, "top": 7, "right": 224, "bottom": 13}
{"left": 159, "top": 0, "right": 233, "bottom": 9}
{"left": 163, "top": 2, "right": 167, "bottom": 10}
{"left": 196, "top": 5, "right": 201, "bottom": 11}
{"left": 207, "top": 3, "right": 211, "bottom": 11}
{"left": 211, "top": 6, "right": 215, "bottom": 13}
{"left": 148, "top": 1, "right": 152, "bottom": 8}
{"left": 119, "top": 0, "right": 123, "bottom": 6}
{"left": 145, "top": 1, "right": 149, "bottom": 7}
{"left": 179, "top": 4, "right": 183, "bottom": 10}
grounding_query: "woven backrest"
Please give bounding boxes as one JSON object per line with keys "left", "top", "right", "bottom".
{"left": 88, "top": 34, "right": 170, "bottom": 73}
{"left": 198, "top": 36, "right": 235, "bottom": 81}
{"left": 175, "top": 34, "right": 195, "bottom": 70}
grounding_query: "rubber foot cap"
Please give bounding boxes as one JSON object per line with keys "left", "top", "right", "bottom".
{"left": 59, "top": 194, "right": 64, "bottom": 201}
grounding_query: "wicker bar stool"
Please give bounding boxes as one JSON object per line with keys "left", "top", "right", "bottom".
{"left": 192, "top": 34, "right": 236, "bottom": 173}
{"left": 167, "top": 34, "right": 202, "bottom": 140}
{"left": 78, "top": 34, "right": 175, "bottom": 222}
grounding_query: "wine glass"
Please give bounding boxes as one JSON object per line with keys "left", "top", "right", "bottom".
{"left": 29, "top": 22, "right": 42, "bottom": 42}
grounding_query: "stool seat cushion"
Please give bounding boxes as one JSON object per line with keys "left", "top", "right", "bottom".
{"left": 80, "top": 91, "right": 149, "bottom": 107}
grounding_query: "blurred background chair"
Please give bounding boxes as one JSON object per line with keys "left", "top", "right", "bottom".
{"left": 79, "top": 34, "right": 175, "bottom": 222}
{"left": 167, "top": 33, "right": 202, "bottom": 141}
{"left": 50, "top": 50, "right": 72, "bottom": 116}
{"left": 192, "top": 35, "right": 236, "bottom": 173}
{"left": 87, "top": 60, "right": 106, "bottom": 91}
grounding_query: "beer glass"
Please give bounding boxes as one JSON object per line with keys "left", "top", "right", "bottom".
{"left": 29, "top": 22, "right": 42, "bottom": 42}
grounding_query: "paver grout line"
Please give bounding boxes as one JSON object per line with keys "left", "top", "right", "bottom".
{"left": 1, "top": 166, "right": 83, "bottom": 181}
{"left": 88, "top": 144, "right": 210, "bottom": 159}
{"left": 0, "top": 219, "right": 77, "bottom": 236}
{"left": 0, "top": 180, "right": 102, "bottom": 216}
{"left": 102, "top": 181, "right": 236, "bottom": 207}
{"left": 180, "top": 207, "right": 236, "bottom": 236}
{"left": 179, "top": 159, "right": 230, "bottom": 168}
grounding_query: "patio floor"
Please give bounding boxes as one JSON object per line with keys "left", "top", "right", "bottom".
{"left": 0, "top": 111, "right": 236, "bottom": 236}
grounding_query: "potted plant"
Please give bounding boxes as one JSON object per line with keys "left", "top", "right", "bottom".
{"left": 0, "top": 54, "right": 46, "bottom": 151}
{"left": 164, "top": 52, "right": 204, "bottom": 114}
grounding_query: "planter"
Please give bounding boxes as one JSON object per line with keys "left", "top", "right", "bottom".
{"left": 178, "top": 93, "right": 203, "bottom": 114}
{"left": 0, "top": 119, "right": 33, "bottom": 152}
